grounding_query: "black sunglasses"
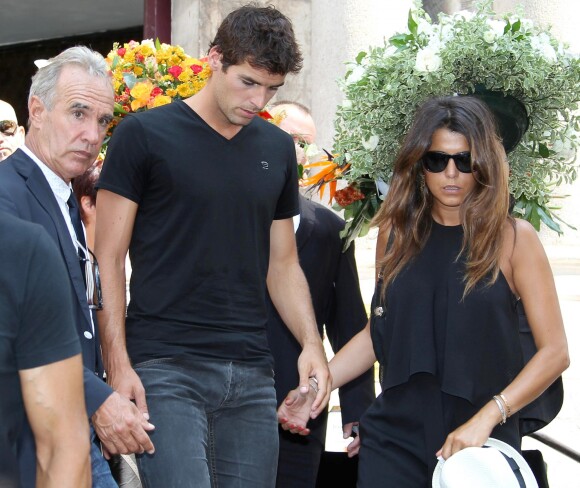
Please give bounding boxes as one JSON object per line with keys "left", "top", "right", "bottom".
{"left": 0, "top": 120, "right": 18, "bottom": 136}
{"left": 422, "top": 151, "right": 472, "bottom": 173}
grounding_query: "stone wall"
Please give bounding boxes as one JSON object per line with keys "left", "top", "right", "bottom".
{"left": 170, "top": 0, "right": 579, "bottom": 250}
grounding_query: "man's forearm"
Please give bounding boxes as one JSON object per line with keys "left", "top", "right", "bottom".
{"left": 267, "top": 261, "right": 320, "bottom": 346}
{"left": 96, "top": 258, "right": 131, "bottom": 373}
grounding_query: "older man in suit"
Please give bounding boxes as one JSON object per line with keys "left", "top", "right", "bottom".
{"left": 267, "top": 101, "right": 375, "bottom": 488}
{"left": 0, "top": 46, "right": 154, "bottom": 488}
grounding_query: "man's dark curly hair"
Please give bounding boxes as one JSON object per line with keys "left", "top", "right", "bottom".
{"left": 209, "top": 4, "right": 303, "bottom": 75}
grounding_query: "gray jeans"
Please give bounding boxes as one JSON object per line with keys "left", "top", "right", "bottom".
{"left": 134, "top": 358, "right": 279, "bottom": 488}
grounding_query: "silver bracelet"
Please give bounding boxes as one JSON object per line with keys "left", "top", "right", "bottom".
{"left": 499, "top": 393, "right": 512, "bottom": 418}
{"left": 308, "top": 377, "right": 319, "bottom": 394}
{"left": 493, "top": 395, "right": 507, "bottom": 425}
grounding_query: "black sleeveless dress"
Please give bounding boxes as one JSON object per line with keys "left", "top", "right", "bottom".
{"left": 357, "top": 221, "right": 523, "bottom": 488}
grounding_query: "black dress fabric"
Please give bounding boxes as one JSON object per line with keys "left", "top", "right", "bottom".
{"left": 358, "top": 221, "right": 524, "bottom": 487}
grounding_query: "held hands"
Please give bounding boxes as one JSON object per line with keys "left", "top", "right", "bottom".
{"left": 277, "top": 383, "right": 318, "bottom": 435}
{"left": 296, "top": 341, "right": 332, "bottom": 418}
{"left": 92, "top": 391, "right": 155, "bottom": 459}
{"left": 93, "top": 364, "right": 155, "bottom": 459}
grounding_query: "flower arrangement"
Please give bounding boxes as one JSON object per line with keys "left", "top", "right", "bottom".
{"left": 101, "top": 39, "right": 212, "bottom": 153}
{"left": 101, "top": 39, "right": 275, "bottom": 155}
{"left": 322, "top": 0, "right": 580, "bottom": 248}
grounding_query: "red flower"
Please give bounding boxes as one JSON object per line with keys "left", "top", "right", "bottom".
{"left": 117, "top": 47, "right": 126, "bottom": 57}
{"left": 168, "top": 65, "right": 184, "bottom": 78}
{"left": 258, "top": 110, "right": 272, "bottom": 120}
{"left": 135, "top": 54, "right": 145, "bottom": 63}
{"left": 334, "top": 185, "right": 365, "bottom": 207}
{"left": 190, "top": 64, "right": 203, "bottom": 74}
{"left": 150, "top": 86, "right": 163, "bottom": 97}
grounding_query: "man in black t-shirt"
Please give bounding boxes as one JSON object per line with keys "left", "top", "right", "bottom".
{"left": 0, "top": 211, "right": 90, "bottom": 487}
{"left": 96, "top": 5, "right": 331, "bottom": 487}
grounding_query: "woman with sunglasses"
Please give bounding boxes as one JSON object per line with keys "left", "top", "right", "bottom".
{"left": 278, "top": 95, "right": 569, "bottom": 486}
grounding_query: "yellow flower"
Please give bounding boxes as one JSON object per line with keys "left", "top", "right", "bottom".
{"left": 151, "top": 95, "right": 172, "bottom": 108}
{"left": 130, "top": 81, "right": 153, "bottom": 111}
{"left": 177, "top": 83, "right": 194, "bottom": 98}
{"left": 139, "top": 44, "right": 154, "bottom": 57}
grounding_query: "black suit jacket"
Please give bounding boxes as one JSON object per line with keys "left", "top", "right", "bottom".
{"left": 0, "top": 149, "right": 112, "bottom": 412}
{"left": 267, "top": 196, "right": 375, "bottom": 445}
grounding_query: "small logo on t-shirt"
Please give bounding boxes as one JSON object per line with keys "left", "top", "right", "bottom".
{"left": 261, "top": 161, "right": 269, "bottom": 170}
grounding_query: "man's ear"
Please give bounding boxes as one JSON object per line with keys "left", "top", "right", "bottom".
{"left": 28, "top": 96, "right": 46, "bottom": 128}
{"left": 80, "top": 195, "right": 95, "bottom": 213}
{"left": 207, "top": 46, "right": 223, "bottom": 72}
{"left": 15, "top": 126, "right": 25, "bottom": 146}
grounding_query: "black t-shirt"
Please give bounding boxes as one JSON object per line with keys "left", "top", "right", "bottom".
{"left": 0, "top": 212, "right": 81, "bottom": 486}
{"left": 99, "top": 101, "right": 299, "bottom": 365}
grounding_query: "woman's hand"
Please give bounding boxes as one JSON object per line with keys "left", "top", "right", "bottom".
{"left": 277, "top": 384, "right": 318, "bottom": 436}
{"left": 436, "top": 400, "right": 500, "bottom": 460}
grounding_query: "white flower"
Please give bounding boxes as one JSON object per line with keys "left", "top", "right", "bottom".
{"left": 436, "top": 23, "right": 454, "bottom": 44}
{"left": 341, "top": 99, "right": 353, "bottom": 109}
{"left": 415, "top": 47, "right": 442, "bottom": 72}
{"left": 304, "top": 143, "right": 320, "bottom": 159}
{"left": 453, "top": 10, "right": 475, "bottom": 21}
{"left": 530, "top": 33, "right": 557, "bottom": 63}
{"left": 417, "top": 18, "right": 433, "bottom": 36}
{"left": 362, "top": 134, "right": 379, "bottom": 151}
{"left": 520, "top": 19, "right": 534, "bottom": 32}
{"left": 486, "top": 19, "right": 506, "bottom": 40}
{"left": 483, "top": 30, "right": 496, "bottom": 44}
{"left": 346, "top": 65, "right": 366, "bottom": 85}
{"left": 141, "top": 39, "right": 155, "bottom": 49}
{"left": 375, "top": 178, "right": 390, "bottom": 199}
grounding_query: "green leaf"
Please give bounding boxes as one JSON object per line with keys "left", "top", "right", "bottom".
{"left": 114, "top": 102, "right": 129, "bottom": 115}
{"left": 537, "top": 205, "right": 563, "bottom": 234}
{"left": 155, "top": 38, "right": 162, "bottom": 50}
{"left": 538, "top": 143, "right": 550, "bottom": 158}
{"left": 408, "top": 10, "right": 418, "bottom": 37}
{"left": 511, "top": 20, "right": 521, "bottom": 32}
{"left": 122, "top": 72, "right": 137, "bottom": 89}
{"left": 355, "top": 51, "right": 367, "bottom": 64}
{"left": 389, "top": 34, "right": 409, "bottom": 49}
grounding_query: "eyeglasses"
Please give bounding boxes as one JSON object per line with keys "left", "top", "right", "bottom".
{"left": 0, "top": 120, "right": 18, "bottom": 136}
{"left": 422, "top": 151, "right": 472, "bottom": 173}
{"left": 78, "top": 246, "right": 103, "bottom": 310}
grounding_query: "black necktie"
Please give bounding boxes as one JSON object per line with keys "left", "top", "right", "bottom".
{"left": 67, "top": 191, "right": 87, "bottom": 283}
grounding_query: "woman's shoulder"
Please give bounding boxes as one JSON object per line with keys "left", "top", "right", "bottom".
{"left": 502, "top": 217, "right": 545, "bottom": 266}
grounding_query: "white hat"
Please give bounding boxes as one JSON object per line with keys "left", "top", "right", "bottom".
{"left": 432, "top": 438, "right": 538, "bottom": 488}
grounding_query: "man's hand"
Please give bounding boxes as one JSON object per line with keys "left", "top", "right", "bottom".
{"left": 296, "top": 342, "right": 331, "bottom": 418}
{"left": 107, "top": 364, "right": 149, "bottom": 419}
{"left": 343, "top": 422, "right": 361, "bottom": 458}
{"left": 91, "top": 391, "right": 155, "bottom": 459}
{"left": 277, "top": 386, "right": 317, "bottom": 436}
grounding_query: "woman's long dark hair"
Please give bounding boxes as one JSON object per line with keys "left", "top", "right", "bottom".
{"left": 373, "top": 96, "right": 512, "bottom": 298}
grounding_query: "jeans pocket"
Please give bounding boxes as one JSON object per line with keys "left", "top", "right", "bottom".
{"left": 133, "top": 357, "right": 176, "bottom": 369}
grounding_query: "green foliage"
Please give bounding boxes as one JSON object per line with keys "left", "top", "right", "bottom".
{"left": 333, "top": 0, "right": 580, "bottom": 239}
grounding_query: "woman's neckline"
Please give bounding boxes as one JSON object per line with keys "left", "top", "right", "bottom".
{"left": 431, "top": 217, "right": 462, "bottom": 229}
